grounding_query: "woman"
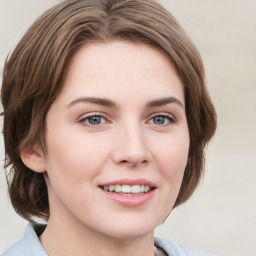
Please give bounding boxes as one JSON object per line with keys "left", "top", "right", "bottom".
{"left": 1, "top": 0, "right": 217, "bottom": 255}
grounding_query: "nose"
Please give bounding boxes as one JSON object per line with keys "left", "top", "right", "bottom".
{"left": 112, "top": 122, "right": 151, "bottom": 168}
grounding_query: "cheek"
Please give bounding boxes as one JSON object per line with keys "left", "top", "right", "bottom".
{"left": 44, "top": 136, "right": 98, "bottom": 208}
{"left": 44, "top": 129, "right": 110, "bottom": 182}
{"left": 150, "top": 135, "right": 189, "bottom": 220}
{"left": 153, "top": 134, "right": 189, "bottom": 178}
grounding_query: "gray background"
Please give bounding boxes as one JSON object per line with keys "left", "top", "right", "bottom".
{"left": 1, "top": 1, "right": 256, "bottom": 255}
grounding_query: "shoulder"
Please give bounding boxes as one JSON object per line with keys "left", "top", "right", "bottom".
{"left": 154, "top": 237, "right": 218, "bottom": 256}
{"left": 1, "top": 222, "right": 47, "bottom": 256}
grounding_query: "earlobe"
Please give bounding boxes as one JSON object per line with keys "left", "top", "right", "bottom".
{"left": 20, "top": 146, "right": 46, "bottom": 173}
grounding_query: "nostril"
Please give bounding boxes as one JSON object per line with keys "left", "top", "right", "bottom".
{"left": 120, "top": 160, "right": 131, "bottom": 165}
{"left": 119, "top": 159, "right": 148, "bottom": 167}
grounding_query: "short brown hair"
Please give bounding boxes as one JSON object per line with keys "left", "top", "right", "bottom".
{"left": 1, "top": 0, "right": 216, "bottom": 220}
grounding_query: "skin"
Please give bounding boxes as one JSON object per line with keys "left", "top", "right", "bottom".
{"left": 22, "top": 41, "right": 190, "bottom": 256}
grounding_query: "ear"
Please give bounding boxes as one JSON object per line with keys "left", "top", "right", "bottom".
{"left": 21, "top": 145, "right": 46, "bottom": 173}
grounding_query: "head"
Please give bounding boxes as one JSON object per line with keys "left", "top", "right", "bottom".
{"left": 1, "top": 0, "right": 216, "bottom": 221}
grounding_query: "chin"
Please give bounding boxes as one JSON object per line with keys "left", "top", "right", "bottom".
{"left": 108, "top": 228, "right": 153, "bottom": 240}
{"left": 101, "top": 218, "right": 158, "bottom": 240}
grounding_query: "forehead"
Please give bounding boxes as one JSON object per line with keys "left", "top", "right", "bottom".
{"left": 56, "top": 41, "right": 184, "bottom": 105}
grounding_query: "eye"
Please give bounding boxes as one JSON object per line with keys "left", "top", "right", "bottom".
{"left": 148, "top": 114, "right": 175, "bottom": 125}
{"left": 79, "top": 114, "right": 107, "bottom": 126}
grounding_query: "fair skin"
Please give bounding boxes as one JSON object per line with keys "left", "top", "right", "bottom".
{"left": 22, "top": 41, "right": 189, "bottom": 256}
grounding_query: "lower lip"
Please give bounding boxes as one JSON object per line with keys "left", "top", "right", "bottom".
{"left": 100, "top": 188, "right": 156, "bottom": 207}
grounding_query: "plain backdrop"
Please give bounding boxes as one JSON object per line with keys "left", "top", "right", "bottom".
{"left": 0, "top": 1, "right": 255, "bottom": 255}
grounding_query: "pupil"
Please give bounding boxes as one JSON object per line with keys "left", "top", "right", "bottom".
{"left": 154, "top": 116, "right": 165, "bottom": 124}
{"left": 89, "top": 116, "right": 101, "bottom": 125}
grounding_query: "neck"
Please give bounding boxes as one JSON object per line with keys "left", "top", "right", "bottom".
{"left": 40, "top": 215, "right": 155, "bottom": 256}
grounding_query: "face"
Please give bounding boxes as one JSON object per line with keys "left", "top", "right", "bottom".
{"left": 41, "top": 41, "right": 189, "bottom": 239}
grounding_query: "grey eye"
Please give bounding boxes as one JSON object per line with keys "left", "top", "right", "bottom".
{"left": 88, "top": 116, "right": 103, "bottom": 125}
{"left": 80, "top": 115, "right": 107, "bottom": 126}
{"left": 153, "top": 116, "right": 166, "bottom": 124}
{"left": 149, "top": 115, "right": 175, "bottom": 126}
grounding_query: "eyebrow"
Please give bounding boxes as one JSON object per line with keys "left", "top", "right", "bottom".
{"left": 67, "top": 97, "right": 117, "bottom": 108}
{"left": 67, "top": 96, "right": 184, "bottom": 109}
{"left": 146, "top": 97, "right": 184, "bottom": 109}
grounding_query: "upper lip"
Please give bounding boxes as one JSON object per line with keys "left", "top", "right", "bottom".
{"left": 99, "top": 179, "right": 157, "bottom": 188}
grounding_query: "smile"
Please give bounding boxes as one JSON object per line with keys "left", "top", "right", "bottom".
{"left": 99, "top": 179, "right": 157, "bottom": 206}
{"left": 102, "top": 184, "right": 152, "bottom": 194}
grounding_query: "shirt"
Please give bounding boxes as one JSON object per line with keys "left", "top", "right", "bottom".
{"left": 1, "top": 222, "right": 217, "bottom": 256}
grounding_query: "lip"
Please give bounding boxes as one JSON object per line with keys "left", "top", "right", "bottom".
{"left": 98, "top": 179, "right": 157, "bottom": 207}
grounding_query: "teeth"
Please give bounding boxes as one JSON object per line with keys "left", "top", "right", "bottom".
{"left": 103, "top": 184, "right": 151, "bottom": 194}
{"left": 144, "top": 185, "right": 149, "bottom": 192}
{"left": 122, "top": 185, "right": 131, "bottom": 193}
{"left": 132, "top": 185, "right": 140, "bottom": 193}
{"left": 114, "top": 185, "right": 122, "bottom": 193}
{"left": 109, "top": 185, "right": 115, "bottom": 192}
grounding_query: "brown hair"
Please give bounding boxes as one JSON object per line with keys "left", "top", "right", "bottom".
{"left": 1, "top": 0, "right": 216, "bottom": 220}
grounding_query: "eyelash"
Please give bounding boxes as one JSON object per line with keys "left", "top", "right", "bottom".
{"left": 78, "top": 113, "right": 176, "bottom": 127}
{"left": 78, "top": 113, "right": 108, "bottom": 127}
{"left": 148, "top": 113, "right": 176, "bottom": 126}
